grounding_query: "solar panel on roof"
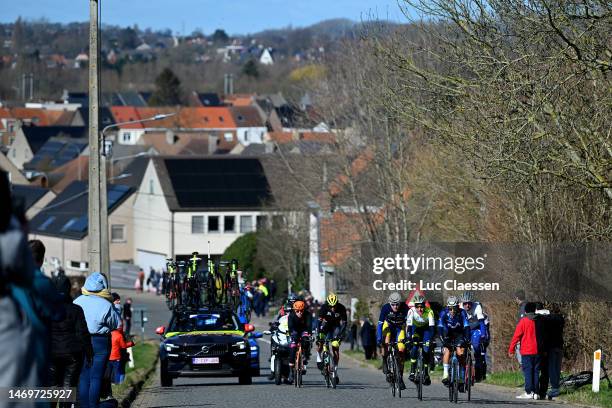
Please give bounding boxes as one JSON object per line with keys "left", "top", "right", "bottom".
{"left": 39, "top": 216, "right": 56, "bottom": 231}
{"left": 61, "top": 218, "right": 77, "bottom": 232}
{"left": 66, "top": 215, "right": 88, "bottom": 232}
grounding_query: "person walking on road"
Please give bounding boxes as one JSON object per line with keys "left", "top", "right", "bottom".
{"left": 49, "top": 274, "right": 93, "bottom": 408}
{"left": 74, "top": 272, "right": 121, "bottom": 408}
{"left": 509, "top": 302, "right": 540, "bottom": 399}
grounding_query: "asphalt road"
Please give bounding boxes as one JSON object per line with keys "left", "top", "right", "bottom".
{"left": 125, "top": 296, "right": 579, "bottom": 408}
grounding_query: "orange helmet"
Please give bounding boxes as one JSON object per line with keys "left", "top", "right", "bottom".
{"left": 293, "top": 301, "right": 305, "bottom": 311}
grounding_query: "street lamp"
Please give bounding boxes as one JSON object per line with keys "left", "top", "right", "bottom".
{"left": 100, "top": 112, "right": 176, "bottom": 288}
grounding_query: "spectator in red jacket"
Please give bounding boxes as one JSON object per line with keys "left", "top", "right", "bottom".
{"left": 109, "top": 325, "right": 134, "bottom": 384}
{"left": 508, "top": 302, "right": 540, "bottom": 399}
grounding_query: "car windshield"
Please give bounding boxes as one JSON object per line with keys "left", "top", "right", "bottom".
{"left": 170, "top": 313, "right": 239, "bottom": 332}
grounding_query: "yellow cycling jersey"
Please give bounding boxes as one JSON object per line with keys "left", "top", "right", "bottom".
{"left": 407, "top": 307, "right": 435, "bottom": 328}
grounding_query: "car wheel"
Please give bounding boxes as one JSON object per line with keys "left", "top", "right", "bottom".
{"left": 238, "top": 373, "right": 252, "bottom": 385}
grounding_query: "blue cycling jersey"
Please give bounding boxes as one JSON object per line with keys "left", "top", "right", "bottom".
{"left": 376, "top": 302, "right": 409, "bottom": 344}
{"left": 437, "top": 307, "right": 469, "bottom": 338}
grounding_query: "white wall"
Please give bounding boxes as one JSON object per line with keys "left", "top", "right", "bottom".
{"left": 117, "top": 129, "right": 145, "bottom": 145}
{"left": 172, "top": 211, "right": 263, "bottom": 256}
{"left": 132, "top": 161, "right": 172, "bottom": 263}
{"left": 7, "top": 129, "right": 33, "bottom": 169}
{"left": 237, "top": 126, "right": 267, "bottom": 145}
{"left": 28, "top": 233, "right": 87, "bottom": 276}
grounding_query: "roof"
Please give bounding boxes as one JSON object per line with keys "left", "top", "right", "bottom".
{"left": 110, "top": 107, "right": 237, "bottom": 130}
{"left": 29, "top": 180, "right": 134, "bottom": 239}
{"left": 190, "top": 92, "right": 221, "bottom": 107}
{"left": 48, "top": 156, "right": 89, "bottom": 193}
{"left": 268, "top": 131, "right": 295, "bottom": 144}
{"left": 76, "top": 106, "right": 115, "bottom": 128}
{"left": 152, "top": 157, "right": 273, "bottom": 211}
{"left": 230, "top": 106, "right": 265, "bottom": 128}
{"left": 300, "top": 132, "right": 335, "bottom": 143}
{"left": 24, "top": 137, "right": 87, "bottom": 171}
{"left": 110, "top": 107, "right": 144, "bottom": 129}
{"left": 21, "top": 126, "right": 88, "bottom": 155}
{"left": 224, "top": 94, "right": 256, "bottom": 107}
{"left": 0, "top": 151, "right": 29, "bottom": 184}
{"left": 11, "top": 184, "right": 49, "bottom": 210}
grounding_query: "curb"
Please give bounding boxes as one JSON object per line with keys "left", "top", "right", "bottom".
{"left": 118, "top": 353, "right": 159, "bottom": 408}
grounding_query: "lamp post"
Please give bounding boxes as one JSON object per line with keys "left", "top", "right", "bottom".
{"left": 100, "top": 113, "right": 175, "bottom": 288}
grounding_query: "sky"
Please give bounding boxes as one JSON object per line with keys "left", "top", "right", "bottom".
{"left": 1, "top": 1, "right": 408, "bottom": 35}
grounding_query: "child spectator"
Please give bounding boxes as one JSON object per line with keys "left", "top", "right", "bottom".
{"left": 109, "top": 325, "right": 134, "bottom": 384}
{"left": 508, "top": 302, "right": 540, "bottom": 399}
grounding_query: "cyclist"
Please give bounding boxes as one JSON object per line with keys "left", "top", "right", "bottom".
{"left": 461, "top": 291, "right": 489, "bottom": 382}
{"left": 316, "top": 293, "right": 347, "bottom": 382}
{"left": 287, "top": 300, "right": 312, "bottom": 384}
{"left": 275, "top": 293, "right": 298, "bottom": 321}
{"left": 438, "top": 296, "right": 470, "bottom": 391}
{"left": 378, "top": 292, "right": 409, "bottom": 390}
{"left": 407, "top": 293, "right": 435, "bottom": 385}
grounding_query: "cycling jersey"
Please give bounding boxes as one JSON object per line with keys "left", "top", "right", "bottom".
{"left": 438, "top": 307, "right": 470, "bottom": 340}
{"left": 318, "top": 303, "right": 348, "bottom": 329}
{"left": 377, "top": 302, "right": 409, "bottom": 344}
{"left": 288, "top": 311, "right": 312, "bottom": 335}
{"left": 463, "top": 302, "right": 488, "bottom": 337}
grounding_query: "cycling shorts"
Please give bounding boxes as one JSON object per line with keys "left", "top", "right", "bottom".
{"left": 318, "top": 326, "right": 343, "bottom": 348}
{"left": 382, "top": 321, "right": 406, "bottom": 352}
{"left": 443, "top": 332, "right": 467, "bottom": 349}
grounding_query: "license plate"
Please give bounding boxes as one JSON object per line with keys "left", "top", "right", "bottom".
{"left": 193, "top": 357, "right": 219, "bottom": 364}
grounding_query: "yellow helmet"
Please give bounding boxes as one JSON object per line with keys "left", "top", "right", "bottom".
{"left": 326, "top": 293, "right": 338, "bottom": 306}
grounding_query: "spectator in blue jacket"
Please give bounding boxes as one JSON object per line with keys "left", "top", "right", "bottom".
{"left": 74, "top": 272, "right": 120, "bottom": 408}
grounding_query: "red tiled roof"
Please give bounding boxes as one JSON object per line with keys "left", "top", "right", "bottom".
{"left": 300, "top": 131, "right": 335, "bottom": 143}
{"left": 268, "top": 131, "right": 295, "bottom": 143}
{"left": 110, "top": 107, "right": 238, "bottom": 130}
{"left": 110, "top": 107, "right": 144, "bottom": 129}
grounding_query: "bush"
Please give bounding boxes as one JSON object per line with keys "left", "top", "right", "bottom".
{"left": 222, "top": 232, "right": 264, "bottom": 281}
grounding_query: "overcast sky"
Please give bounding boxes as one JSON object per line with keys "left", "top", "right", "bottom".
{"left": 1, "top": 0, "right": 408, "bottom": 35}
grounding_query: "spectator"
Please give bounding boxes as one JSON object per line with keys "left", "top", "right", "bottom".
{"left": 109, "top": 325, "right": 134, "bottom": 384}
{"left": 111, "top": 292, "right": 122, "bottom": 316}
{"left": 137, "top": 269, "right": 145, "bottom": 293}
{"left": 349, "top": 320, "right": 359, "bottom": 351}
{"left": 535, "top": 305, "right": 565, "bottom": 400}
{"left": 74, "top": 272, "right": 121, "bottom": 408}
{"left": 508, "top": 302, "right": 540, "bottom": 399}
{"left": 0, "top": 170, "right": 41, "bottom": 391}
{"left": 269, "top": 279, "right": 277, "bottom": 303}
{"left": 123, "top": 298, "right": 133, "bottom": 338}
{"left": 50, "top": 274, "right": 93, "bottom": 408}
{"left": 360, "top": 316, "right": 376, "bottom": 360}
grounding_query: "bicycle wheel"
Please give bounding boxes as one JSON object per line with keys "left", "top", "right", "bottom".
{"left": 393, "top": 352, "right": 402, "bottom": 398}
{"left": 466, "top": 352, "right": 473, "bottom": 401}
{"left": 295, "top": 347, "right": 302, "bottom": 388}
{"left": 448, "top": 357, "right": 456, "bottom": 402}
{"left": 388, "top": 353, "right": 396, "bottom": 397}
{"left": 330, "top": 346, "right": 337, "bottom": 389}
{"left": 323, "top": 351, "right": 331, "bottom": 388}
{"left": 417, "top": 348, "right": 424, "bottom": 401}
{"left": 453, "top": 359, "right": 459, "bottom": 403}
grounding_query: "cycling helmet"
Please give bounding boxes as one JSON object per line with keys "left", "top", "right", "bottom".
{"left": 461, "top": 291, "right": 474, "bottom": 303}
{"left": 447, "top": 296, "right": 459, "bottom": 307}
{"left": 326, "top": 293, "right": 338, "bottom": 306}
{"left": 293, "top": 301, "right": 305, "bottom": 311}
{"left": 412, "top": 293, "right": 425, "bottom": 305}
{"left": 388, "top": 292, "right": 402, "bottom": 305}
{"left": 288, "top": 293, "right": 298, "bottom": 303}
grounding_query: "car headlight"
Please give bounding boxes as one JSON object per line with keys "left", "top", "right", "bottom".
{"left": 233, "top": 341, "right": 246, "bottom": 350}
{"left": 165, "top": 343, "right": 179, "bottom": 352}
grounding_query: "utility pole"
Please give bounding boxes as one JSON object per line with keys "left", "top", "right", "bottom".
{"left": 88, "top": 0, "right": 102, "bottom": 275}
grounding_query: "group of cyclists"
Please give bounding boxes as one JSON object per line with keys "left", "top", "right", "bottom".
{"left": 378, "top": 291, "right": 489, "bottom": 395}
{"left": 271, "top": 289, "right": 489, "bottom": 394}
{"left": 272, "top": 292, "right": 348, "bottom": 386}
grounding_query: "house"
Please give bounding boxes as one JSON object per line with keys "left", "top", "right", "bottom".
{"left": 259, "top": 48, "right": 274, "bottom": 65}
{"left": 24, "top": 136, "right": 88, "bottom": 173}
{"left": 7, "top": 126, "right": 87, "bottom": 170}
{"left": 0, "top": 150, "right": 29, "bottom": 185}
{"left": 133, "top": 156, "right": 274, "bottom": 271}
{"left": 29, "top": 181, "right": 135, "bottom": 274}
{"left": 187, "top": 92, "right": 222, "bottom": 107}
{"left": 10, "top": 184, "right": 56, "bottom": 220}
{"left": 230, "top": 106, "right": 267, "bottom": 145}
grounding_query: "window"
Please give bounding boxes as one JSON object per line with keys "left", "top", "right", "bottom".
{"left": 149, "top": 179, "right": 154, "bottom": 194}
{"left": 69, "top": 261, "right": 89, "bottom": 270}
{"left": 208, "top": 215, "right": 219, "bottom": 232}
{"left": 192, "top": 216, "right": 204, "bottom": 233}
{"left": 224, "top": 132, "right": 233, "bottom": 142}
{"left": 111, "top": 224, "right": 126, "bottom": 242}
{"left": 256, "top": 215, "right": 268, "bottom": 230}
{"left": 224, "top": 216, "right": 235, "bottom": 232}
{"left": 122, "top": 132, "right": 131, "bottom": 142}
{"left": 240, "top": 215, "right": 253, "bottom": 233}
{"left": 244, "top": 130, "right": 249, "bottom": 142}
{"left": 219, "top": 116, "right": 224, "bottom": 122}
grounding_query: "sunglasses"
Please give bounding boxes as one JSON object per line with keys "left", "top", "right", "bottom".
{"left": 295, "top": 310, "right": 304, "bottom": 314}
{"left": 415, "top": 305, "right": 424, "bottom": 309}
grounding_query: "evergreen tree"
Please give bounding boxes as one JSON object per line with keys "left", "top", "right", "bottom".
{"left": 148, "top": 68, "right": 182, "bottom": 106}
{"left": 242, "top": 59, "right": 259, "bottom": 79}
{"left": 211, "top": 29, "right": 229, "bottom": 43}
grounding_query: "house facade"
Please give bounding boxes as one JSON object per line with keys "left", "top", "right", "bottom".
{"left": 132, "top": 156, "right": 274, "bottom": 272}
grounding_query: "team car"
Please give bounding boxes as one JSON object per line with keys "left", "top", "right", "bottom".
{"left": 156, "top": 307, "right": 261, "bottom": 386}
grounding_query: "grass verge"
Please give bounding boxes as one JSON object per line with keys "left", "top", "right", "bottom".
{"left": 345, "top": 350, "right": 383, "bottom": 370}
{"left": 111, "top": 341, "right": 159, "bottom": 405}
{"left": 485, "top": 370, "right": 612, "bottom": 407}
